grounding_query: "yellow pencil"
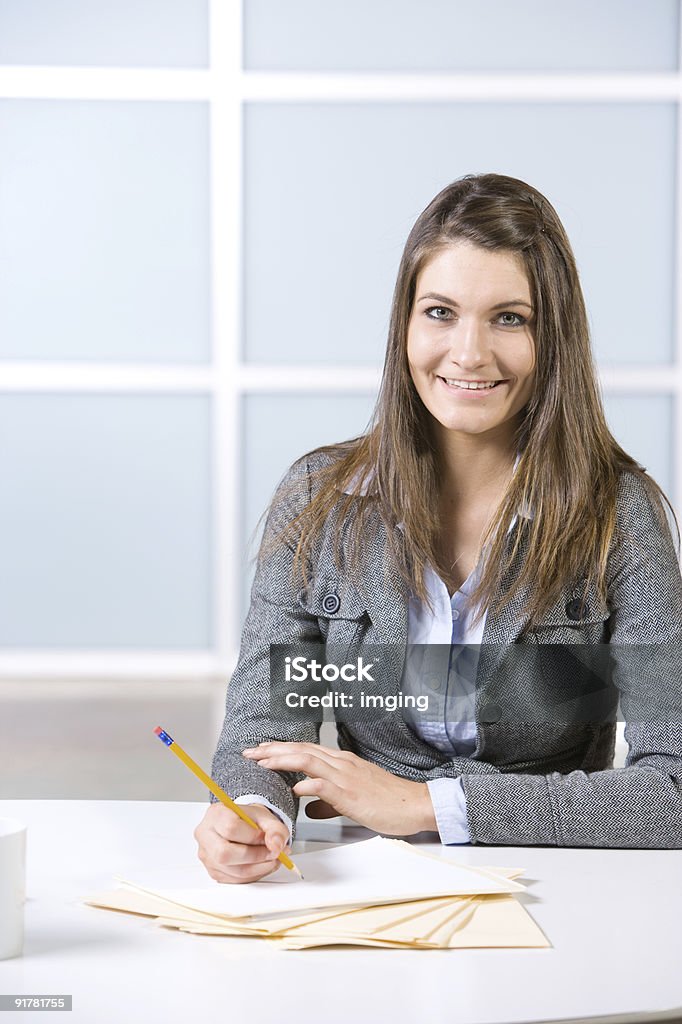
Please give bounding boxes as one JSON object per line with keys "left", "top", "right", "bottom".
{"left": 153, "top": 726, "right": 303, "bottom": 880}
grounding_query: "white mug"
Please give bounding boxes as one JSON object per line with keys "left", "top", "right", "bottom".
{"left": 0, "top": 818, "right": 27, "bottom": 960}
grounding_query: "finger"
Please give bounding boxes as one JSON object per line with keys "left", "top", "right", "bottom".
{"left": 210, "top": 803, "right": 285, "bottom": 846}
{"left": 304, "top": 799, "right": 341, "bottom": 819}
{"left": 204, "top": 839, "right": 279, "bottom": 869}
{"left": 199, "top": 834, "right": 291, "bottom": 875}
{"left": 239, "top": 805, "right": 291, "bottom": 856}
{"left": 251, "top": 752, "right": 344, "bottom": 782}
{"left": 203, "top": 803, "right": 263, "bottom": 845}
{"left": 206, "top": 859, "right": 282, "bottom": 885}
{"left": 243, "top": 741, "right": 346, "bottom": 768}
{"left": 243, "top": 802, "right": 291, "bottom": 842}
{"left": 262, "top": 829, "right": 291, "bottom": 858}
{"left": 292, "top": 777, "right": 342, "bottom": 808}
{"left": 209, "top": 816, "right": 263, "bottom": 846}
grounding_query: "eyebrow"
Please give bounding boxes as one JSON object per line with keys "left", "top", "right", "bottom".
{"left": 417, "top": 292, "right": 533, "bottom": 310}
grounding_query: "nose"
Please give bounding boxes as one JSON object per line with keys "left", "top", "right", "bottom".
{"left": 448, "top": 317, "right": 491, "bottom": 368}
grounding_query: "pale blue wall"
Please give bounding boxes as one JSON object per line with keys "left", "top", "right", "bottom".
{"left": 0, "top": 394, "right": 212, "bottom": 647}
{"left": 0, "top": 0, "right": 209, "bottom": 66}
{"left": 0, "top": 100, "right": 210, "bottom": 363}
{"left": 243, "top": 0, "right": 678, "bottom": 72}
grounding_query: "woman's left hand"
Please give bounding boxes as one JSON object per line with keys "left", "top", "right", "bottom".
{"left": 242, "top": 741, "right": 437, "bottom": 836}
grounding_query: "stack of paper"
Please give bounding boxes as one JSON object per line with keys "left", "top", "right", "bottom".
{"left": 84, "top": 836, "right": 550, "bottom": 950}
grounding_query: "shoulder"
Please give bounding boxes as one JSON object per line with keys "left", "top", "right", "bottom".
{"left": 608, "top": 467, "right": 680, "bottom": 588}
{"left": 273, "top": 442, "right": 359, "bottom": 504}
{"left": 265, "top": 444, "right": 357, "bottom": 535}
{"left": 613, "top": 469, "right": 677, "bottom": 549}
{"left": 615, "top": 469, "right": 665, "bottom": 521}
{"left": 606, "top": 469, "right": 682, "bottom": 641}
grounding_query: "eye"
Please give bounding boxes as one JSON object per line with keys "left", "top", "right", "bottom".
{"left": 424, "top": 306, "right": 453, "bottom": 321}
{"left": 497, "top": 312, "right": 527, "bottom": 327}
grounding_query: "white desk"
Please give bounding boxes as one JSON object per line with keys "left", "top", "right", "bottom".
{"left": 0, "top": 800, "right": 681, "bottom": 1024}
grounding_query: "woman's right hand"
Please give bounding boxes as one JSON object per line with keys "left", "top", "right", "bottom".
{"left": 193, "top": 801, "right": 291, "bottom": 884}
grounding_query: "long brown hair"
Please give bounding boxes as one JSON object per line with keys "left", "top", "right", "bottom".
{"left": 256, "top": 172, "right": 679, "bottom": 630}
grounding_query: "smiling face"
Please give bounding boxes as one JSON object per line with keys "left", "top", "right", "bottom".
{"left": 407, "top": 241, "right": 536, "bottom": 449}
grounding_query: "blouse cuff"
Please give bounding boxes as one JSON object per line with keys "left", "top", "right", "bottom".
{"left": 426, "top": 776, "right": 472, "bottom": 845}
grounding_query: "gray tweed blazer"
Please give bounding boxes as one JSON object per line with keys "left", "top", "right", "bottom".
{"left": 211, "top": 451, "right": 682, "bottom": 848}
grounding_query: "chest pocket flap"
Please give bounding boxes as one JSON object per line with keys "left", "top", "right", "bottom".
{"left": 531, "top": 582, "right": 611, "bottom": 631}
{"left": 297, "top": 580, "right": 368, "bottom": 621}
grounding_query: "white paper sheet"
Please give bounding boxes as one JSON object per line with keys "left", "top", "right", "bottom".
{"left": 118, "top": 836, "right": 524, "bottom": 919}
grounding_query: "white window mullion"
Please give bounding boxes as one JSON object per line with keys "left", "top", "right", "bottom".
{"left": 1, "top": 68, "right": 680, "bottom": 106}
{"left": 0, "top": 65, "right": 211, "bottom": 100}
{"left": 0, "top": 363, "right": 215, "bottom": 392}
{"left": 0, "top": 651, "right": 219, "bottom": 679}
{"left": 209, "top": 0, "right": 244, "bottom": 677}
{"left": 674, "top": 0, "right": 682, "bottom": 522}
{"left": 241, "top": 71, "right": 681, "bottom": 103}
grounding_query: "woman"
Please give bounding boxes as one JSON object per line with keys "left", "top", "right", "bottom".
{"left": 195, "top": 173, "right": 682, "bottom": 883}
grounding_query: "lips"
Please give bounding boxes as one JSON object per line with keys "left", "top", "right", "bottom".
{"left": 437, "top": 375, "right": 508, "bottom": 390}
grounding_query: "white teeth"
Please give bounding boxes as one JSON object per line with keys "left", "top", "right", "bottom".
{"left": 442, "top": 377, "right": 500, "bottom": 390}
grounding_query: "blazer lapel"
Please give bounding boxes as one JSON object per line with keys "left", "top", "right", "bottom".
{"left": 360, "top": 514, "right": 533, "bottom": 648}
{"left": 360, "top": 516, "right": 534, "bottom": 735}
{"left": 478, "top": 521, "right": 534, "bottom": 674}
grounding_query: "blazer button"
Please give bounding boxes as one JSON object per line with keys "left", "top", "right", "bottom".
{"left": 321, "top": 592, "right": 341, "bottom": 615}
{"left": 565, "top": 598, "right": 588, "bottom": 621}
{"left": 480, "top": 704, "right": 502, "bottom": 724}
